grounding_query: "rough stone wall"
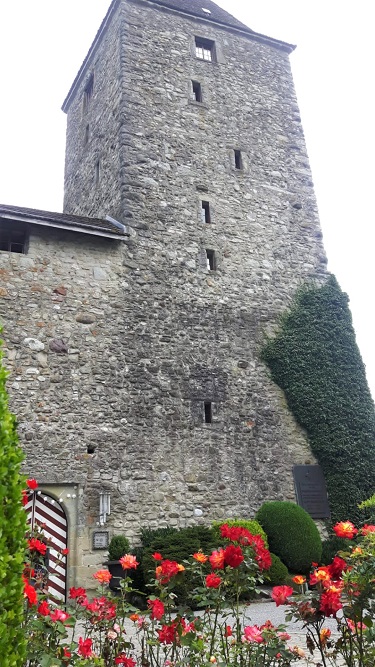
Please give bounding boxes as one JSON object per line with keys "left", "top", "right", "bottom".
{"left": 63, "top": 2, "right": 122, "bottom": 220}
{"left": 1, "top": 0, "right": 328, "bottom": 587}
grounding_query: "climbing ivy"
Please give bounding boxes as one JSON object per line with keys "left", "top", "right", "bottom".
{"left": 0, "top": 332, "right": 27, "bottom": 666}
{"left": 261, "top": 275, "right": 375, "bottom": 523}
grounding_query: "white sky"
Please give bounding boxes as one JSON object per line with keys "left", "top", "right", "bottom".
{"left": 0, "top": 1, "right": 374, "bottom": 398}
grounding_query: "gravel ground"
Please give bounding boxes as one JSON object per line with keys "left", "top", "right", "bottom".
{"left": 71, "top": 597, "right": 344, "bottom": 666}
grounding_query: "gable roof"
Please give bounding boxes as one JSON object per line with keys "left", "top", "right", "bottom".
{"left": 146, "top": 0, "right": 252, "bottom": 33}
{"left": 62, "top": 0, "right": 294, "bottom": 113}
{"left": 0, "top": 204, "right": 128, "bottom": 240}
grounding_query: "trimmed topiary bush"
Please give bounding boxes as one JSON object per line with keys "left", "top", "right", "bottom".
{"left": 0, "top": 335, "right": 27, "bottom": 666}
{"left": 211, "top": 518, "right": 268, "bottom": 546}
{"left": 256, "top": 501, "right": 322, "bottom": 573}
{"left": 107, "top": 534, "right": 130, "bottom": 561}
{"left": 266, "top": 553, "right": 289, "bottom": 585}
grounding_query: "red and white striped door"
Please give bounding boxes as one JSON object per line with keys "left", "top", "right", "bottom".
{"left": 25, "top": 492, "right": 68, "bottom": 602}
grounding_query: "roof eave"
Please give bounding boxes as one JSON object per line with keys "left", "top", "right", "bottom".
{"left": 0, "top": 212, "right": 128, "bottom": 241}
{"left": 61, "top": 0, "right": 295, "bottom": 113}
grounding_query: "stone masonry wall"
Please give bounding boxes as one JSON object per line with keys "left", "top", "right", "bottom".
{"left": 1, "top": 0, "right": 328, "bottom": 587}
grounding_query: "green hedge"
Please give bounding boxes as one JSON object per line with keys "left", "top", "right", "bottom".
{"left": 261, "top": 275, "right": 375, "bottom": 522}
{"left": 0, "top": 336, "right": 27, "bottom": 666}
{"left": 141, "top": 525, "right": 218, "bottom": 607}
{"left": 256, "top": 501, "right": 322, "bottom": 573}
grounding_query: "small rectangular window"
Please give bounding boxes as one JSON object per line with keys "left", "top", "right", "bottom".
{"left": 84, "top": 124, "right": 90, "bottom": 146}
{"left": 204, "top": 401, "right": 212, "bottom": 424}
{"left": 201, "top": 201, "right": 211, "bottom": 224}
{"left": 234, "top": 149, "right": 243, "bottom": 170}
{"left": 206, "top": 249, "right": 216, "bottom": 271}
{"left": 0, "top": 223, "right": 27, "bottom": 254}
{"left": 195, "top": 37, "right": 215, "bottom": 62}
{"left": 192, "top": 80, "right": 203, "bottom": 102}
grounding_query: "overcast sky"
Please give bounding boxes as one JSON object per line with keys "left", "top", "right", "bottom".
{"left": 0, "top": 1, "right": 374, "bottom": 398}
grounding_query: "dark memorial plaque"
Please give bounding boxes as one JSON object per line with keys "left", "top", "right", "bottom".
{"left": 293, "top": 465, "right": 330, "bottom": 519}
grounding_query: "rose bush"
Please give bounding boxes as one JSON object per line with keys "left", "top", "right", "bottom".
{"left": 20, "top": 480, "right": 375, "bottom": 666}
{"left": 21, "top": 495, "right": 301, "bottom": 667}
{"left": 284, "top": 520, "right": 375, "bottom": 667}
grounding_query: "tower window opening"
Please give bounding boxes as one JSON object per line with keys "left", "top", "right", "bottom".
{"left": 206, "top": 249, "right": 216, "bottom": 270}
{"left": 192, "top": 80, "right": 203, "bottom": 102}
{"left": 234, "top": 150, "right": 243, "bottom": 170}
{"left": 202, "top": 201, "right": 211, "bottom": 223}
{"left": 83, "top": 73, "right": 94, "bottom": 112}
{"left": 204, "top": 401, "right": 212, "bottom": 424}
{"left": 0, "top": 224, "right": 27, "bottom": 254}
{"left": 195, "top": 37, "right": 215, "bottom": 62}
{"left": 84, "top": 124, "right": 90, "bottom": 145}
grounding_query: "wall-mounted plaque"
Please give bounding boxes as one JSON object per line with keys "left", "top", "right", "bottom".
{"left": 92, "top": 531, "right": 109, "bottom": 550}
{"left": 293, "top": 465, "right": 330, "bottom": 519}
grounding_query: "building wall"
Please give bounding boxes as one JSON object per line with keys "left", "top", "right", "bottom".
{"left": 1, "top": 0, "right": 328, "bottom": 587}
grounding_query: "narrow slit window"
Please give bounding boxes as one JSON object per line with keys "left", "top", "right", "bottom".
{"left": 204, "top": 401, "right": 212, "bottom": 424}
{"left": 195, "top": 37, "right": 215, "bottom": 62}
{"left": 234, "top": 149, "right": 243, "bottom": 170}
{"left": 202, "top": 201, "right": 211, "bottom": 224}
{"left": 206, "top": 249, "right": 216, "bottom": 270}
{"left": 84, "top": 124, "right": 90, "bottom": 145}
{"left": 95, "top": 159, "right": 101, "bottom": 185}
{"left": 192, "top": 80, "right": 202, "bottom": 102}
{"left": 83, "top": 73, "right": 94, "bottom": 112}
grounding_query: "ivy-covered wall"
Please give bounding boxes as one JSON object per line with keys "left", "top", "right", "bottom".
{"left": 261, "top": 275, "right": 375, "bottom": 523}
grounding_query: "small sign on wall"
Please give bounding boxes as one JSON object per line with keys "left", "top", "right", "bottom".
{"left": 92, "top": 531, "right": 109, "bottom": 550}
{"left": 293, "top": 465, "right": 331, "bottom": 519}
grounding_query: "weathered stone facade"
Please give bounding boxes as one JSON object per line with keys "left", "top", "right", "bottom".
{"left": 0, "top": 0, "right": 328, "bottom": 589}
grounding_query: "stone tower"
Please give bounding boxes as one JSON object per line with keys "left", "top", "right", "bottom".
{"left": 0, "top": 0, "right": 328, "bottom": 589}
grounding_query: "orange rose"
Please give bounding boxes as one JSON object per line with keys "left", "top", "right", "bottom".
{"left": 292, "top": 575, "right": 306, "bottom": 585}
{"left": 320, "top": 628, "right": 331, "bottom": 645}
{"left": 193, "top": 552, "right": 208, "bottom": 563}
{"left": 93, "top": 569, "right": 112, "bottom": 584}
{"left": 119, "top": 554, "right": 139, "bottom": 570}
{"left": 209, "top": 549, "right": 225, "bottom": 570}
{"left": 333, "top": 521, "right": 358, "bottom": 539}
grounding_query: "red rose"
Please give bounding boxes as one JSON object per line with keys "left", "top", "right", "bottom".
{"left": 37, "top": 601, "right": 50, "bottom": 616}
{"left": 28, "top": 538, "right": 47, "bottom": 555}
{"left": 361, "top": 524, "right": 375, "bottom": 536}
{"left": 152, "top": 552, "right": 163, "bottom": 560}
{"left": 24, "top": 583, "right": 38, "bottom": 605}
{"left": 155, "top": 559, "right": 181, "bottom": 584}
{"left": 271, "top": 586, "right": 294, "bottom": 606}
{"left": 69, "top": 586, "right": 87, "bottom": 601}
{"left": 78, "top": 637, "right": 95, "bottom": 658}
{"left": 26, "top": 479, "right": 38, "bottom": 490}
{"left": 223, "top": 544, "right": 244, "bottom": 568}
{"left": 205, "top": 572, "right": 222, "bottom": 588}
{"left": 115, "top": 655, "right": 136, "bottom": 667}
{"left": 157, "top": 622, "right": 178, "bottom": 644}
{"left": 148, "top": 598, "right": 165, "bottom": 620}
{"left": 319, "top": 589, "right": 342, "bottom": 617}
